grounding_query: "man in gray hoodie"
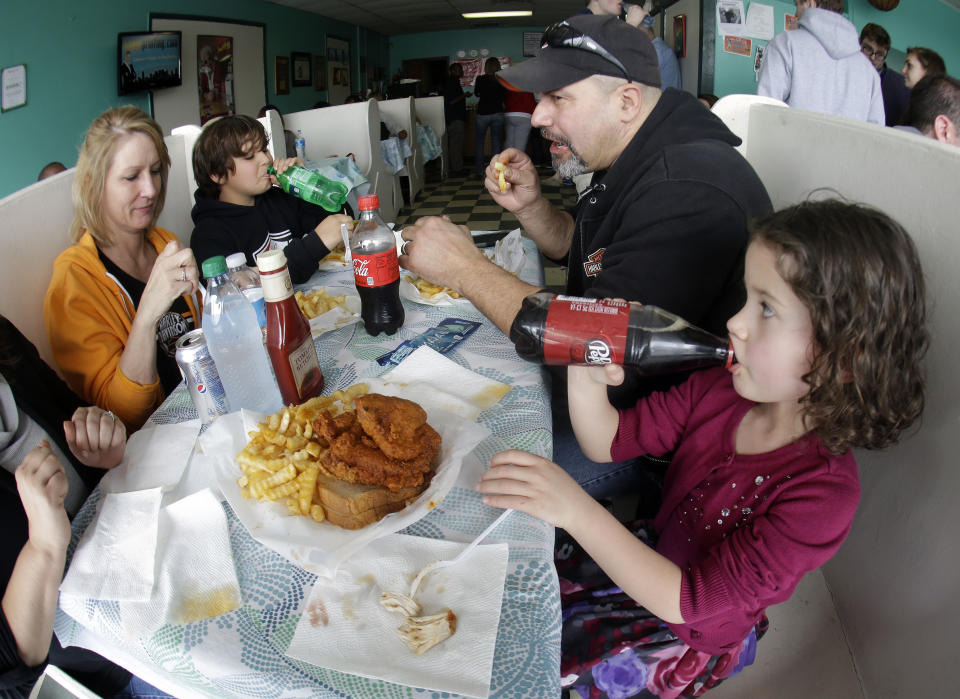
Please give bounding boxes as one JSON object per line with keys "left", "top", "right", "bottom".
{"left": 757, "top": 0, "right": 884, "bottom": 125}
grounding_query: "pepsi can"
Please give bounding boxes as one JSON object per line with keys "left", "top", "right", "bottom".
{"left": 175, "top": 328, "right": 228, "bottom": 423}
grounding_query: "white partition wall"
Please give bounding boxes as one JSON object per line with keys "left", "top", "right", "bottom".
{"left": 416, "top": 96, "right": 447, "bottom": 180}
{"left": 285, "top": 101, "right": 401, "bottom": 222}
{"left": 379, "top": 97, "right": 423, "bottom": 205}
{"left": 719, "top": 98, "right": 960, "bottom": 698}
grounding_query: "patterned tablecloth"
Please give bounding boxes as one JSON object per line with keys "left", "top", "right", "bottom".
{"left": 381, "top": 136, "right": 413, "bottom": 174}
{"left": 417, "top": 125, "right": 442, "bottom": 163}
{"left": 55, "top": 238, "right": 561, "bottom": 698}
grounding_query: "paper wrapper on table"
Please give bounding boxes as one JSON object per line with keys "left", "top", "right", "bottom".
{"left": 60, "top": 489, "right": 240, "bottom": 640}
{"left": 300, "top": 283, "right": 362, "bottom": 335}
{"left": 97, "top": 420, "right": 201, "bottom": 495}
{"left": 379, "top": 345, "right": 511, "bottom": 421}
{"left": 399, "top": 228, "right": 525, "bottom": 306}
{"left": 285, "top": 533, "right": 509, "bottom": 698}
{"left": 60, "top": 488, "right": 162, "bottom": 602}
{"left": 202, "top": 377, "right": 491, "bottom": 578}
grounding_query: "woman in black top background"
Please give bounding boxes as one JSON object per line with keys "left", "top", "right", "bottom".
{"left": 473, "top": 58, "right": 507, "bottom": 177}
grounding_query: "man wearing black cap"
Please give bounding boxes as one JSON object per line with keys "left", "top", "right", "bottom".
{"left": 399, "top": 15, "right": 770, "bottom": 497}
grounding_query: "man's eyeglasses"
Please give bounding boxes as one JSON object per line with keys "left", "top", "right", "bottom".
{"left": 541, "top": 21, "right": 632, "bottom": 82}
{"left": 860, "top": 44, "right": 887, "bottom": 61}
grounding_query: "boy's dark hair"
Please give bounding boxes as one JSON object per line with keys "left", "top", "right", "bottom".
{"left": 192, "top": 115, "right": 270, "bottom": 199}
{"left": 859, "top": 23, "right": 890, "bottom": 51}
{"left": 816, "top": 0, "right": 844, "bottom": 14}
{"left": 750, "top": 199, "right": 928, "bottom": 454}
{"left": 904, "top": 73, "right": 960, "bottom": 136}
{"left": 906, "top": 47, "right": 947, "bottom": 76}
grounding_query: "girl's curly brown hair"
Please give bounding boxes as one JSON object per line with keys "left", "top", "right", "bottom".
{"left": 750, "top": 199, "right": 928, "bottom": 454}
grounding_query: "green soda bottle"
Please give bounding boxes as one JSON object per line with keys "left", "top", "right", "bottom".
{"left": 267, "top": 164, "right": 349, "bottom": 212}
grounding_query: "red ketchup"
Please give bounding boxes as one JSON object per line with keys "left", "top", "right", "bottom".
{"left": 256, "top": 249, "right": 324, "bottom": 405}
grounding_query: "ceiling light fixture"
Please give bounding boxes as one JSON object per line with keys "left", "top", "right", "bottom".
{"left": 462, "top": 10, "right": 533, "bottom": 18}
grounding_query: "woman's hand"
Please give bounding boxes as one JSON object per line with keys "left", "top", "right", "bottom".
{"left": 64, "top": 406, "right": 126, "bottom": 470}
{"left": 15, "top": 443, "right": 71, "bottom": 558}
{"left": 477, "top": 450, "right": 597, "bottom": 532}
{"left": 315, "top": 214, "right": 355, "bottom": 250}
{"left": 138, "top": 241, "right": 199, "bottom": 325}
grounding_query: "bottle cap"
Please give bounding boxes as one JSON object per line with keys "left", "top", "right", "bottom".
{"left": 358, "top": 194, "right": 380, "bottom": 211}
{"left": 225, "top": 252, "right": 247, "bottom": 270}
{"left": 256, "top": 248, "right": 288, "bottom": 273}
{"left": 201, "top": 256, "right": 227, "bottom": 278}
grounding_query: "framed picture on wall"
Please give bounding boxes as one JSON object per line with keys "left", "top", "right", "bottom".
{"left": 673, "top": 15, "right": 686, "bottom": 58}
{"left": 292, "top": 52, "right": 311, "bottom": 86}
{"left": 314, "top": 56, "right": 326, "bottom": 90}
{"left": 275, "top": 55, "right": 289, "bottom": 94}
{"left": 522, "top": 32, "right": 541, "bottom": 58}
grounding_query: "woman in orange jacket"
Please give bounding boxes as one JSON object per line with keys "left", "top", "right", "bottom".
{"left": 44, "top": 106, "right": 201, "bottom": 431}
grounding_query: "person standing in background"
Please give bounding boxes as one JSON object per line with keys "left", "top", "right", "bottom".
{"left": 902, "top": 46, "right": 947, "bottom": 90}
{"left": 443, "top": 62, "right": 471, "bottom": 175}
{"left": 504, "top": 89, "right": 536, "bottom": 154}
{"left": 473, "top": 58, "right": 506, "bottom": 177}
{"left": 632, "top": 5, "right": 682, "bottom": 90}
{"left": 859, "top": 23, "right": 910, "bottom": 127}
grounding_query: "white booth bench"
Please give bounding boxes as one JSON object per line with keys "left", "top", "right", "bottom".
{"left": 378, "top": 96, "right": 424, "bottom": 206}
{"left": 709, "top": 95, "right": 960, "bottom": 698}
{"left": 415, "top": 95, "right": 447, "bottom": 181}
{"left": 284, "top": 101, "right": 401, "bottom": 222}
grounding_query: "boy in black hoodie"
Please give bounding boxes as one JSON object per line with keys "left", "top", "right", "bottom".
{"left": 190, "top": 115, "right": 353, "bottom": 284}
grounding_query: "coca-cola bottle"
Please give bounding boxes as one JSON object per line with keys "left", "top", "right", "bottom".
{"left": 256, "top": 248, "right": 324, "bottom": 405}
{"left": 510, "top": 292, "right": 733, "bottom": 372}
{"left": 350, "top": 194, "right": 404, "bottom": 336}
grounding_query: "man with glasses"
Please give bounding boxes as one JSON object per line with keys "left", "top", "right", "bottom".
{"left": 399, "top": 14, "right": 770, "bottom": 502}
{"left": 758, "top": 0, "right": 883, "bottom": 125}
{"left": 860, "top": 23, "right": 910, "bottom": 127}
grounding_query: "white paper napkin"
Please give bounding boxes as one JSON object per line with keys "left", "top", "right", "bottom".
{"left": 115, "top": 489, "right": 240, "bottom": 638}
{"left": 98, "top": 420, "right": 201, "bottom": 495}
{"left": 60, "top": 488, "right": 162, "bottom": 602}
{"left": 380, "top": 346, "right": 511, "bottom": 421}
{"left": 285, "top": 533, "right": 509, "bottom": 698}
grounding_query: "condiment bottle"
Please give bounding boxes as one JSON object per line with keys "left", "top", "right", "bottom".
{"left": 510, "top": 292, "right": 733, "bottom": 372}
{"left": 256, "top": 249, "right": 324, "bottom": 405}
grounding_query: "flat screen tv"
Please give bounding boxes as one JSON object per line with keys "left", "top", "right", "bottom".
{"left": 118, "top": 31, "right": 182, "bottom": 96}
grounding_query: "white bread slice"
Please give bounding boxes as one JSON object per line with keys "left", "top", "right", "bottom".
{"left": 315, "top": 471, "right": 431, "bottom": 530}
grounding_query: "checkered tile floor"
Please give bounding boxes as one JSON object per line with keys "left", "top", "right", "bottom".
{"left": 395, "top": 161, "right": 579, "bottom": 231}
{"left": 396, "top": 160, "right": 577, "bottom": 291}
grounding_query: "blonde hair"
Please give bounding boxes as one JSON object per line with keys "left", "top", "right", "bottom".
{"left": 70, "top": 106, "right": 170, "bottom": 245}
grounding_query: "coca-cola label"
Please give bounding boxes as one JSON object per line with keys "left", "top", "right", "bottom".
{"left": 353, "top": 250, "right": 400, "bottom": 287}
{"left": 544, "top": 296, "right": 629, "bottom": 365}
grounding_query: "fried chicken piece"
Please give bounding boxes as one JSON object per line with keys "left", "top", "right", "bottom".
{"left": 312, "top": 403, "right": 442, "bottom": 492}
{"left": 355, "top": 394, "right": 431, "bottom": 460}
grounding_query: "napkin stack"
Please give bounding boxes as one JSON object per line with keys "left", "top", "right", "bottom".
{"left": 59, "top": 422, "right": 240, "bottom": 639}
{"left": 285, "top": 533, "right": 509, "bottom": 698}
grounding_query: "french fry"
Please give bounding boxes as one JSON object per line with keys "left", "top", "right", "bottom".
{"left": 295, "top": 287, "right": 351, "bottom": 319}
{"left": 235, "top": 383, "right": 370, "bottom": 522}
{"left": 494, "top": 160, "right": 507, "bottom": 192}
{"left": 408, "top": 275, "right": 462, "bottom": 300}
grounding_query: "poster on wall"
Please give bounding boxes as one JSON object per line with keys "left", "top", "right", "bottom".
{"left": 453, "top": 56, "right": 512, "bottom": 89}
{"left": 723, "top": 35, "right": 752, "bottom": 57}
{"left": 197, "top": 35, "right": 234, "bottom": 125}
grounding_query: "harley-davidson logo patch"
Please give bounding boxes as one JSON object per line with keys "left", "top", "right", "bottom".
{"left": 583, "top": 248, "right": 605, "bottom": 277}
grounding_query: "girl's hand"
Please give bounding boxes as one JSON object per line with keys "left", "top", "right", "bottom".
{"left": 15, "top": 443, "right": 71, "bottom": 557}
{"left": 476, "top": 450, "right": 595, "bottom": 531}
{"left": 272, "top": 157, "right": 303, "bottom": 177}
{"left": 139, "top": 241, "right": 199, "bottom": 324}
{"left": 569, "top": 363, "right": 626, "bottom": 387}
{"left": 64, "top": 407, "right": 126, "bottom": 470}
{"left": 314, "top": 214, "right": 354, "bottom": 250}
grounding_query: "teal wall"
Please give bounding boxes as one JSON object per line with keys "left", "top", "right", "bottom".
{"left": 713, "top": 0, "right": 960, "bottom": 98}
{"left": 1, "top": 0, "right": 387, "bottom": 199}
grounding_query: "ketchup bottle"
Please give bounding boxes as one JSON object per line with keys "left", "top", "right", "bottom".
{"left": 510, "top": 292, "right": 734, "bottom": 372}
{"left": 255, "top": 249, "right": 324, "bottom": 405}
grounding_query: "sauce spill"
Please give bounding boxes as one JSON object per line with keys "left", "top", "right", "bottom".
{"left": 308, "top": 599, "right": 329, "bottom": 627}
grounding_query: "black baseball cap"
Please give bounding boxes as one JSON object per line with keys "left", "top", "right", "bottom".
{"left": 498, "top": 15, "right": 662, "bottom": 93}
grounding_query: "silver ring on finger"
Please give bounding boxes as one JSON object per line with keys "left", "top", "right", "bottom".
{"left": 179, "top": 267, "right": 187, "bottom": 283}
{"left": 400, "top": 240, "right": 411, "bottom": 256}
{"left": 105, "top": 410, "right": 115, "bottom": 421}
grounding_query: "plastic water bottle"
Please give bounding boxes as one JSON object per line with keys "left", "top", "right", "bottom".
{"left": 295, "top": 129, "right": 306, "bottom": 160}
{"left": 225, "top": 252, "right": 266, "bottom": 333}
{"left": 268, "top": 164, "right": 349, "bottom": 213}
{"left": 201, "top": 256, "right": 282, "bottom": 413}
